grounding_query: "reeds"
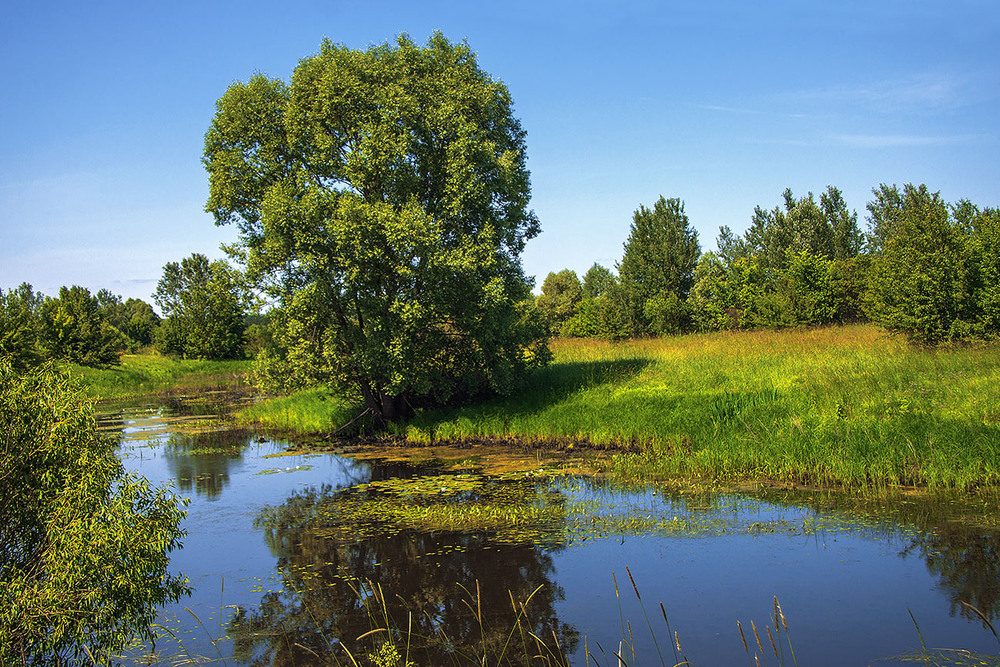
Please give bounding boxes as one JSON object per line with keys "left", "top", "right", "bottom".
{"left": 126, "top": 576, "right": 1000, "bottom": 667}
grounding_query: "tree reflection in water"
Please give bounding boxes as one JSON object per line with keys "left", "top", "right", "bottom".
{"left": 163, "top": 429, "right": 249, "bottom": 499}
{"left": 230, "top": 481, "right": 579, "bottom": 666}
{"left": 903, "top": 523, "right": 1000, "bottom": 624}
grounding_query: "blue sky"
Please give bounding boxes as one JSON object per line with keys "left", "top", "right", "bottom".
{"left": 2, "top": 0, "right": 997, "bottom": 304}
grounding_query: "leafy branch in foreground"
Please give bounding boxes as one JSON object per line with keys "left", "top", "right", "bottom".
{"left": 0, "top": 356, "right": 189, "bottom": 665}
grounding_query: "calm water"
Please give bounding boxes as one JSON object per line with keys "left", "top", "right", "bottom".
{"left": 101, "top": 401, "right": 1000, "bottom": 666}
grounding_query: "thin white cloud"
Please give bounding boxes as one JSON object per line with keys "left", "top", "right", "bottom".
{"left": 836, "top": 133, "right": 972, "bottom": 148}
{"left": 697, "top": 104, "right": 812, "bottom": 120}
{"left": 793, "top": 71, "right": 972, "bottom": 114}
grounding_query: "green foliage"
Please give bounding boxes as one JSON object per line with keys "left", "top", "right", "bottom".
{"left": 561, "top": 297, "right": 602, "bottom": 338}
{"left": 746, "top": 187, "right": 858, "bottom": 272}
{"left": 97, "top": 292, "right": 160, "bottom": 352}
{"left": 0, "top": 358, "right": 188, "bottom": 664}
{"left": 969, "top": 207, "right": 1000, "bottom": 336}
{"left": 581, "top": 263, "right": 616, "bottom": 299}
{"left": 153, "top": 253, "right": 246, "bottom": 360}
{"left": 643, "top": 290, "right": 692, "bottom": 335}
{"left": 561, "top": 289, "right": 633, "bottom": 341}
{"left": 865, "top": 185, "right": 974, "bottom": 345}
{"left": 204, "top": 33, "right": 549, "bottom": 424}
{"left": 616, "top": 195, "right": 700, "bottom": 335}
{"left": 39, "top": 286, "right": 126, "bottom": 367}
{"left": 865, "top": 183, "right": 906, "bottom": 254}
{"left": 821, "top": 186, "right": 864, "bottom": 260}
{"left": 830, "top": 255, "right": 871, "bottom": 323}
{"left": 689, "top": 253, "right": 736, "bottom": 332}
{"left": 0, "top": 283, "right": 44, "bottom": 370}
{"left": 693, "top": 187, "right": 862, "bottom": 333}
{"left": 772, "top": 250, "right": 836, "bottom": 326}
{"left": 536, "top": 269, "right": 582, "bottom": 332}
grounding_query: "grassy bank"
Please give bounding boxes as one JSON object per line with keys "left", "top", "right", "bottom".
{"left": 243, "top": 324, "right": 1000, "bottom": 492}
{"left": 237, "top": 386, "right": 356, "bottom": 433}
{"left": 68, "top": 352, "right": 251, "bottom": 400}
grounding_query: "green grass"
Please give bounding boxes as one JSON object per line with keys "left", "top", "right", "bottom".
{"left": 402, "top": 324, "right": 1000, "bottom": 492}
{"left": 231, "top": 324, "right": 1000, "bottom": 492}
{"left": 237, "top": 386, "right": 356, "bottom": 433}
{"left": 67, "top": 352, "right": 251, "bottom": 400}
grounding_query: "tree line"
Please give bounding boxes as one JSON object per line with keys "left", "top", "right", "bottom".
{"left": 0, "top": 252, "right": 251, "bottom": 370}
{"left": 537, "top": 184, "right": 1000, "bottom": 346}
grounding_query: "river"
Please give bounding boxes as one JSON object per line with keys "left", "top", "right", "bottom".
{"left": 100, "top": 398, "right": 1000, "bottom": 666}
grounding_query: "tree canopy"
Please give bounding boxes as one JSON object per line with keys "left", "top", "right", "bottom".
{"left": 536, "top": 269, "right": 582, "bottom": 333}
{"left": 153, "top": 253, "right": 246, "bottom": 360}
{"left": 38, "top": 286, "right": 126, "bottom": 367}
{"left": 616, "top": 195, "right": 700, "bottom": 335}
{"left": 203, "top": 33, "right": 548, "bottom": 424}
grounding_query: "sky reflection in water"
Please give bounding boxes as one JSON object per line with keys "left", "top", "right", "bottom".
{"left": 104, "top": 404, "right": 1000, "bottom": 666}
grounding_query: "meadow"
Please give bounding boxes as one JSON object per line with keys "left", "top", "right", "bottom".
{"left": 66, "top": 353, "right": 251, "bottom": 400}
{"left": 241, "top": 324, "right": 1000, "bottom": 493}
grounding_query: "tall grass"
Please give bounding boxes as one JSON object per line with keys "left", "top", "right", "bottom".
{"left": 403, "top": 325, "right": 1000, "bottom": 493}
{"left": 237, "top": 387, "right": 356, "bottom": 434}
{"left": 69, "top": 353, "right": 250, "bottom": 400}
{"left": 138, "top": 575, "right": 995, "bottom": 667}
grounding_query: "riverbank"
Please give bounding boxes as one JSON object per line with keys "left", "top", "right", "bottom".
{"left": 68, "top": 352, "right": 251, "bottom": 400}
{"left": 237, "top": 324, "right": 1000, "bottom": 494}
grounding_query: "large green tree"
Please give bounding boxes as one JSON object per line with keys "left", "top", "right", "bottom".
{"left": 615, "top": 195, "right": 700, "bottom": 335}
{"left": 96, "top": 290, "right": 161, "bottom": 352}
{"left": 0, "top": 358, "right": 188, "bottom": 664}
{"left": 153, "top": 253, "right": 246, "bottom": 360}
{"left": 581, "top": 263, "right": 615, "bottom": 299}
{"left": 203, "top": 34, "right": 548, "bottom": 424}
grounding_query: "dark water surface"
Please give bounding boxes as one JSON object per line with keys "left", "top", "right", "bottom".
{"left": 101, "top": 401, "right": 1000, "bottom": 666}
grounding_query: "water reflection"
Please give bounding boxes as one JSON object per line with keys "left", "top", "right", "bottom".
{"left": 163, "top": 429, "right": 250, "bottom": 499}
{"left": 904, "top": 524, "right": 1000, "bottom": 623}
{"left": 98, "top": 399, "right": 1000, "bottom": 664}
{"left": 230, "top": 482, "right": 579, "bottom": 666}
{"left": 763, "top": 489, "right": 1000, "bottom": 627}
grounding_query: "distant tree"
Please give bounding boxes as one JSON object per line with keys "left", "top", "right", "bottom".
{"left": 153, "top": 253, "right": 246, "bottom": 360}
{"left": 716, "top": 225, "right": 748, "bottom": 266}
{"left": 581, "top": 263, "right": 616, "bottom": 299}
{"left": 39, "top": 286, "right": 126, "bottom": 367}
{"left": 643, "top": 290, "right": 692, "bottom": 335}
{"left": 120, "top": 298, "right": 160, "bottom": 350}
{"left": 830, "top": 255, "right": 871, "bottom": 323}
{"left": 865, "top": 183, "right": 906, "bottom": 254}
{"left": 772, "top": 250, "right": 836, "bottom": 326}
{"left": 536, "top": 270, "right": 582, "bottom": 333}
{"left": 748, "top": 188, "right": 845, "bottom": 272}
{"left": 865, "top": 185, "right": 973, "bottom": 345}
{"left": 616, "top": 196, "right": 700, "bottom": 335}
{"left": 689, "top": 252, "right": 737, "bottom": 332}
{"left": 0, "top": 283, "right": 44, "bottom": 370}
{"left": 0, "top": 358, "right": 188, "bottom": 664}
{"left": 820, "top": 186, "right": 863, "bottom": 260}
{"left": 203, "top": 34, "right": 549, "bottom": 424}
{"left": 94, "top": 290, "right": 160, "bottom": 352}
{"left": 965, "top": 205, "right": 1000, "bottom": 337}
